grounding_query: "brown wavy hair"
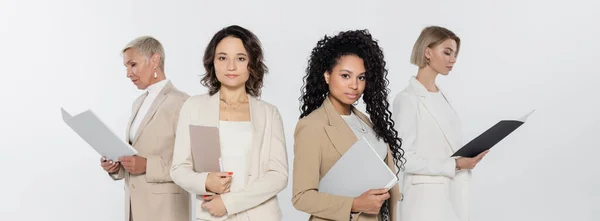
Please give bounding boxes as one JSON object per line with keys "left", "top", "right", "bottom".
{"left": 201, "top": 25, "right": 268, "bottom": 97}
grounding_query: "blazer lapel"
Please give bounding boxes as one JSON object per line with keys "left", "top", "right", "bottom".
{"left": 126, "top": 93, "right": 147, "bottom": 144}
{"left": 323, "top": 97, "right": 357, "bottom": 156}
{"left": 131, "top": 82, "right": 173, "bottom": 146}
{"left": 247, "top": 96, "right": 265, "bottom": 177}
{"left": 409, "top": 77, "right": 459, "bottom": 152}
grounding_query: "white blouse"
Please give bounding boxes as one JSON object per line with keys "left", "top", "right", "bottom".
{"left": 341, "top": 112, "right": 387, "bottom": 160}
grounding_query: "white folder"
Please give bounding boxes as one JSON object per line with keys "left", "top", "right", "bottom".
{"left": 61, "top": 108, "right": 137, "bottom": 161}
{"left": 318, "top": 137, "right": 398, "bottom": 197}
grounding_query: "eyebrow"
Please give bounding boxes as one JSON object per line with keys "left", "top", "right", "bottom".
{"left": 445, "top": 47, "right": 455, "bottom": 52}
{"left": 339, "top": 69, "right": 366, "bottom": 75}
{"left": 216, "top": 52, "right": 248, "bottom": 56}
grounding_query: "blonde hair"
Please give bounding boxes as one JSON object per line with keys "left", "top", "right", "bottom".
{"left": 410, "top": 26, "right": 460, "bottom": 67}
{"left": 122, "top": 36, "right": 165, "bottom": 71}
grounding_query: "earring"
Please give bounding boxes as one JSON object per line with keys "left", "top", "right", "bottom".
{"left": 426, "top": 58, "right": 431, "bottom": 65}
{"left": 153, "top": 68, "right": 157, "bottom": 79}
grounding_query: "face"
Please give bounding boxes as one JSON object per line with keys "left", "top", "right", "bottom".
{"left": 123, "top": 48, "right": 159, "bottom": 90}
{"left": 425, "top": 39, "right": 458, "bottom": 75}
{"left": 214, "top": 36, "right": 250, "bottom": 89}
{"left": 324, "top": 55, "right": 367, "bottom": 108}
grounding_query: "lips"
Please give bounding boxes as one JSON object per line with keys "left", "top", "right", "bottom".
{"left": 345, "top": 93, "right": 358, "bottom": 99}
{"left": 225, "top": 74, "right": 238, "bottom": 79}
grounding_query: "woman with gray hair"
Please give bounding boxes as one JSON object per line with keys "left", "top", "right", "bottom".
{"left": 99, "top": 36, "right": 190, "bottom": 221}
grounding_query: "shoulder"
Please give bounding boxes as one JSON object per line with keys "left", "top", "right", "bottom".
{"left": 294, "top": 107, "right": 327, "bottom": 135}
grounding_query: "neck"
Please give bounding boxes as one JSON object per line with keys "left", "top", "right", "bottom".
{"left": 416, "top": 66, "right": 439, "bottom": 92}
{"left": 328, "top": 94, "right": 352, "bottom": 115}
{"left": 219, "top": 85, "right": 248, "bottom": 103}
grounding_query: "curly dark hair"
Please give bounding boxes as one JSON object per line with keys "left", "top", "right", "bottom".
{"left": 299, "top": 29, "right": 406, "bottom": 220}
{"left": 201, "top": 25, "right": 268, "bottom": 97}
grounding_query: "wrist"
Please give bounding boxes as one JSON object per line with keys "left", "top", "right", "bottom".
{"left": 351, "top": 197, "right": 359, "bottom": 213}
{"left": 455, "top": 158, "right": 461, "bottom": 171}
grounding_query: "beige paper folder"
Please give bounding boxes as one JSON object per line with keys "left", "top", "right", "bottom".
{"left": 189, "top": 125, "right": 222, "bottom": 173}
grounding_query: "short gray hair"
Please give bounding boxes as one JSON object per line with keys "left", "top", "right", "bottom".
{"left": 122, "top": 36, "right": 165, "bottom": 71}
{"left": 410, "top": 26, "right": 460, "bottom": 67}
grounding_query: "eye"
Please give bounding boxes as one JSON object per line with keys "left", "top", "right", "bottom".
{"left": 358, "top": 75, "right": 366, "bottom": 81}
{"left": 237, "top": 57, "right": 246, "bottom": 61}
{"left": 341, "top": 74, "right": 350, "bottom": 79}
{"left": 131, "top": 63, "right": 136, "bottom": 67}
{"left": 218, "top": 56, "right": 226, "bottom": 61}
{"left": 444, "top": 51, "right": 451, "bottom": 56}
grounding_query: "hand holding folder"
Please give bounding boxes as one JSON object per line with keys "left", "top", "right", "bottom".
{"left": 452, "top": 109, "right": 535, "bottom": 158}
{"left": 189, "top": 125, "right": 231, "bottom": 195}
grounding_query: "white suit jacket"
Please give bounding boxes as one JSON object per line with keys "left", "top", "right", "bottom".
{"left": 393, "top": 77, "right": 472, "bottom": 221}
{"left": 170, "top": 92, "right": 289, "bottom": 221}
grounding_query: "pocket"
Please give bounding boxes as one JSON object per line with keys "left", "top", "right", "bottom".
{"left": 149, "top": 183, "right": 183, "bottom": 194}
{"left": 410, "top": 175, "right": 447, "bottom": 185}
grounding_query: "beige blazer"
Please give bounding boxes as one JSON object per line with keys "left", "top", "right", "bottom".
{"left": 110, "top": 81, "right": 190, "bottom": 221}
{"left": 393, "top": 77, "right": 471, "bottom": 221}
{"left": 292, "top": 97, "right": 401, "bottom": 221}
{"left": 170, "top": 92, "right": 289, "bottom": 221}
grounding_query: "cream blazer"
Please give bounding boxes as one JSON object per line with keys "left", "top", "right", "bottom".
{"left": 292, "top": 97, "right": 401, "bottom": 221}
{"left": 170, "top": 92, "right": 289, "bottom": 221}
{"left": 393, "top": 77, "right": 471, "bottom": 221}
{"left": 110, "top": 81, "right": 191, "bottom": 221}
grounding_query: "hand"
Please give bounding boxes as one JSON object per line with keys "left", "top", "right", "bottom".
{"left": 201, "top": 195, "right": 228, "bottom": 217}
{"left": 118, "top": 155, "right": 147, "bottom": 175}
{"left": 100, "top": 157, "right": 120, "bottom": 174}
{"left": 456, "top": 150, "right": 489, "bottom": 170}
{"left": 205, "top": 172, "right": 233, "bottom": 194}
{"left": 351, "top": 188, "right": 390, "bottom": 214}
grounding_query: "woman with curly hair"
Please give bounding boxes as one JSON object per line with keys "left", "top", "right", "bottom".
{"left": 291, "top": 29, "right": 405, "bottom": 221}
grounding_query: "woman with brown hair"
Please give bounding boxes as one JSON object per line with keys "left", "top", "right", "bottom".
{"left": 170, "top": 25, "right": 289, "bottom": 221}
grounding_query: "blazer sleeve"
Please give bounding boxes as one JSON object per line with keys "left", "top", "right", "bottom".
{"left": 291, "top": 119, "right": 354, "bottom": 221}
{"left": 170, "top": 98, "right": 211, "bottom": 195}
{"left": 220, "top": 106, "right": 289, "bottom": 215}
{"left": 393, "top": 92, "right": 456, "bottom": 178}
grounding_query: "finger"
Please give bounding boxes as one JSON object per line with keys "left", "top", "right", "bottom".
{"left": 201, "top": 201, "right": 208, "bottom": 209}
{"left": 214, "top": 172, "right": 233, "bottom": 177}
{"left": 369, "top": 188, "right": 389, "bottom": 195}
{"left": 108, "top": 163, "right": 119, "bottom": 171}
{"left": 222, "top": 176, "right": 232, "bottom": 184}
{"left": 379, "top": 192, "right": 391, "bottom": 200}
{"left": 101, "top": 157, "right": 107, "bottom": 162}
{"left": 203, "top": 195, "right": 216, "bottom": 201}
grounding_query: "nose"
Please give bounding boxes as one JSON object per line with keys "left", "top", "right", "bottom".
{"left": 126, "top": 68, "right": 133, "bottom": 78}
{"left": 349, "top": 78, "right": 358, "bottom": 90}
{"left": 449, "top": 55, "right": 457, "bottom": 64}
{"left": 226, "top": 59, "right": 237, "bottom": 71}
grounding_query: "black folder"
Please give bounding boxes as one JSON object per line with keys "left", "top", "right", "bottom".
{"left": 451, "top": 110, "right": 535, "bottom": 158}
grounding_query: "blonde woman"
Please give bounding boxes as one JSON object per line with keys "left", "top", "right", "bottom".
{"left": 99, "top": 36, "right": 190, "bottom": 221}
{"left": 393, "top": 26, "right": 489, "bottom": 221}
{"left": 170, "top": 25, "right": 288, "bottom": 221}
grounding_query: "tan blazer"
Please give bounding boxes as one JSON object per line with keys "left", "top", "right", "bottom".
{"left": 110, "top": 81, "right": 190, "bottom": 221}
{"left": 170, "top": 92, "right": 288, "bottom": 221}
{"left": 292, "top": 97, "right": 401, "bottom": 221}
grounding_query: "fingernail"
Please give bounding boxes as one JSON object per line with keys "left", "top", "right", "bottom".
{"left": 228, "top": 172, "right": 233, "bottom": 175}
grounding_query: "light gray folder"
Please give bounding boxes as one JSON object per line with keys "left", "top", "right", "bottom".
{"left": 189, "top": 125, "right": 222, "bottom": 173}
{"left": 318, "top": 137, "right": 398, "bottom": 197}
{"left": 61, "top": 108, "right": 137, "bottom": 162}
